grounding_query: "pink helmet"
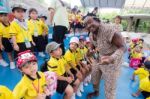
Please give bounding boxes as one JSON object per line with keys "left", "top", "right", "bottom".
{"left": 17, "top": 50, "right": 37, "bottom": 69}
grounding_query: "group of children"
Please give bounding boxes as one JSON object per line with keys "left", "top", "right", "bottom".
{"left": 127, "top": 38, "right": 150, "bottom": 99}
{"left": 0, "top": 4, "right": 48, "bottom": 69}
{"left": 0, "top": 35, "right": 98, "bottom": 99}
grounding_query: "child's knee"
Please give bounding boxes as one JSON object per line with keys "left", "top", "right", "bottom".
{"left": 74, "top": 79, "right": 80, "bottom": 86}
{"left": 65, "top": 85, "right": 74, "bottom": 96}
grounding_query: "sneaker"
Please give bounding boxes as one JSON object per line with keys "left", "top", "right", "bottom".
{"left": 71, "top": 93, "right": 76, "bottom": 99}
{"left": 80, "top": 82, "right": 84, "bottom": 92}
{"left": 122, "top": 62, "right": 129, "bottom": 67}
{"left": 76, "top": 90, "right": 82, "bottom": 97}
{"left": 84, "top": 82, "right": 88, "bottom": 86}
{"left": 38, "top": 52, "right": 45, "bottom": 57}
{"left": 0, "top": 59, "right": 9, "bottom": 67}
{"left": 10, "top": 62, "right": 15, "bottom": 69}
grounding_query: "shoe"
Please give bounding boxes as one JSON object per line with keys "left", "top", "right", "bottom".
{"left": 38, "top": 52, "right": 45, "bottom": 57}
{"left": 76, "top": 90, "right": 82, "bottom": 97}
{"left": 84, "top": 82, "right": 88, "bottom": 86}
{"left": 71, "top": 93, "right": 76, "bottom": 99}
{"left": 0, "top": 59, "right": 9, "bottom": 67}
{"left": 10, "top": 62, "right": 15, "bottom": 69}
{"left": 87, "top": 91, "right": 99, "bottom": 99}
{"left": 122, "top": 62, "right": 129, "bottom": 67}
{"left": 80, "top": 82, "right": 84, "bottom": 92}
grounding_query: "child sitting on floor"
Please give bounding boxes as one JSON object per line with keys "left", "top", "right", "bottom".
{"left": 46, "top": 42, "right": 81, "bottom": 99}
{"left": 132, "top": 61, "right": 150, "bottom": 99}
{"left": 13, "top": 50, "right": 49, "bottom": 99}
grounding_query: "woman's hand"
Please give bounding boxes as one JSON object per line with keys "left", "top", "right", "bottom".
{"left": 100, "top": 56, "right": 114, "bottom": 64}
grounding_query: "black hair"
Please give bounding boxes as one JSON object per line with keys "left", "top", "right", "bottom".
{"left": 40, "top": 60, "right": 49, "bottom": 72}
{"left": 29, "top": 8, "right": 38, "bottom": 15}
{"left": 139, "top": 38, "right": 144, "bottom": 42}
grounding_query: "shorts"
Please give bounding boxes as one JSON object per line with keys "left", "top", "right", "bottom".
{"left": 56, "top": 73, "right": 77, "bottom": 94}
{"left": 14, "top": 42, "right": 34, "bottom": 58}
{"left": 32, "top": 35, "right": 45, "bottom": 52}
{"left": 2, "top": 38, "right": 13, "bottom": 52}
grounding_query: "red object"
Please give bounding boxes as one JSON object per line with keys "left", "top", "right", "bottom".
{"left": 8, "top": 13, "right": 15, "bottom": 22}
{"left": 129, "top": 58, "right": 141, "bottom": 69}
{"left": 17, "top": 50, "right": 37, "bottom": 69}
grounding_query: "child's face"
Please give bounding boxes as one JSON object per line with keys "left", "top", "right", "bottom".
{"left": 79, "top": 40, "right": 84, "bottom": 48}
{"left": 51, "top": 47, "right": 62, "bottom": 58}
{"left": 115, "top": 18, "right": 121, "bottom": 24}
{"left": 21, "top": 61, "right": 38, "bottom": 76}
{"left": 13, "top": 9, "right": 25, "bottom": 20}
{"left": 30, "top": 11, "right": 38, "bottom": 20}
{"left": 1, "top": 14, "right": 9, "bottom": 23}
{"left": 134, "top": 46, "right": 141, "bottom": 53}
{"left": 40, "top": 18, "right": 46, "bottom": 23}
{"left": 70, "top": 42, "right": 78, "bottom": 51}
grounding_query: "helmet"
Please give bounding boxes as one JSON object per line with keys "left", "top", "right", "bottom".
{"left": 17, "top": 50, "right": 37, "bottom": 69}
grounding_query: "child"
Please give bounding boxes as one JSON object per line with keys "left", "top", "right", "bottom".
{"left": 0, "top": 9, "right": 9, "bottom": 67}
{"left": 132, "top": 61, "right": 150, "bottom": 99}
{"left": 131, "top": 62, "right": 149, "bottom": 82}
{"left": 28, "top": 8, "right": 48, "bottom": 57}
{"left": 64, "top": 37, "right": 85, "bottom": 96}
{"left": 0, "top": 10, "right": 15, "bottom": 69}
{"left": 0, "top": 85, "right": 14, "bottom": 99}
{"left": 130, "top": 44, "right": 143, "bottom": 69}
{"left": 39, "top": 15, "right": 49, "bottom": 49}
{"left": 46, "top": 42, "right": 81, "bottom": 99}
{"left": 10, "top": 4, "right": 34, "bottom": 58}
{"left": 13, "top": 50, "right": 49, "bottom": 99}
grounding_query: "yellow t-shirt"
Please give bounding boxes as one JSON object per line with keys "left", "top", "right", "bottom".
{"left": 64, "top": 49, "right": 78, "bottom": 69}
{"left": 47, "top": 57, "right": 66, "bottom": 76}
{"left": 9, "top": 20, "right": 32, "bottom": 43}
{"left": 139, "top": 77, "right": 150, "bottom": 92}
{"left": 0, "top": 23, "right": 2, "bottom": 37}
{"left": 13, "top": 72, "right": 46, "bottom": 99}
{"left": 146, "top": 97, "right": 150, "bottom": 99}
{"left": 134, "top": 68, "right": 149, "bottom": 81}
{"left": 0, "top": 86, "right": 13, "bottom": 99}
{"left": 27, "top": 19, "right": 46, "bottom": 36}
{"left": 0, "top": 23, "right": 11, "bottom": 38}
{"left": 77, "top": 47, "right": 88, "bottom": 60}
{"left": 131, "top": 51, "right": 142, "bottom": 59}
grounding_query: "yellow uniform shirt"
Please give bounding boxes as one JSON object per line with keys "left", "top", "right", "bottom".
{"left": 64, "top": 49, "right": 78, "bottom": 69}
{"left": 139, "top": 77, "right": 150, "bottom": 92}
{"left": 0, "top": 23, "right": 2, "bottom": 37}
{"left": 47, "top": 57, "right": 66, "bottom": 76}
{"left": 27, "top": 19, "right": 46, "bottom": 36}
{"left": 134, "top": 68, "right": 149, "bottom": 81}
{"left": 77, "top": 47, "right": 88, "bottom": 61}
{"left": 0, "top": 23, "right": 11, "bottom": 38}
{"left": 0, "top": 86, "right": 13, "bottom": 99}
{"left": 13, "top": 72, "right": 46, "bottom": 99}
{"left": 9, "top": 20, "right": 32, "bottom": 43}
{"left": 131, "top": 51, "right": 142, "bottom": 59}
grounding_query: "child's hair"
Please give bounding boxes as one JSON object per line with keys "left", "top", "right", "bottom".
{"left": 40, "top": 60, "right": 48, "bottom": 72}
{"left": 139, "top": 38, "right": 144, "bottom": 43}
{"left": 29, "top": 8, "right": 38, "bottom": 15}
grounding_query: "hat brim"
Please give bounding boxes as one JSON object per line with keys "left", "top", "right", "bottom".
{"left": 12, "top": 7, "right": 27, "bottom": 12}
{"left": 52, "top": 44, "right": 61, "bottom": 52}
{"left": 0, "top": 11, "right": 8, "bottom": 14}
{"left": 18, "top": 59, "right": 37, "bottom": 69}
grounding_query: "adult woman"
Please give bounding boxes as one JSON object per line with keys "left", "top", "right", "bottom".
{"left": 84, "top": 16, "right": 126, "bottom": 99}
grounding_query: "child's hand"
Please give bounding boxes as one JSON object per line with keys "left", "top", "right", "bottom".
{"left": 66, "top": 77, "right": 73, "bottom": 83}
{"left": 13, "top": 44, "right": 19, "bottom": 51}
{"left": 0, "top": 44, "right": 4, "bottom": 50}
{"left": 32, "top": 41, "right": 36, "bottom": 46}
{"left": 132, "top": 93, "right": 139, "bottom": 97}
{"left": 35, "top": 94, "right": 46, "bottom": 99}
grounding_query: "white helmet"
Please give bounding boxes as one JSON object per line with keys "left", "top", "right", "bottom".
{"left": 70, "top": 37, "right": 79, "bottom": 44}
